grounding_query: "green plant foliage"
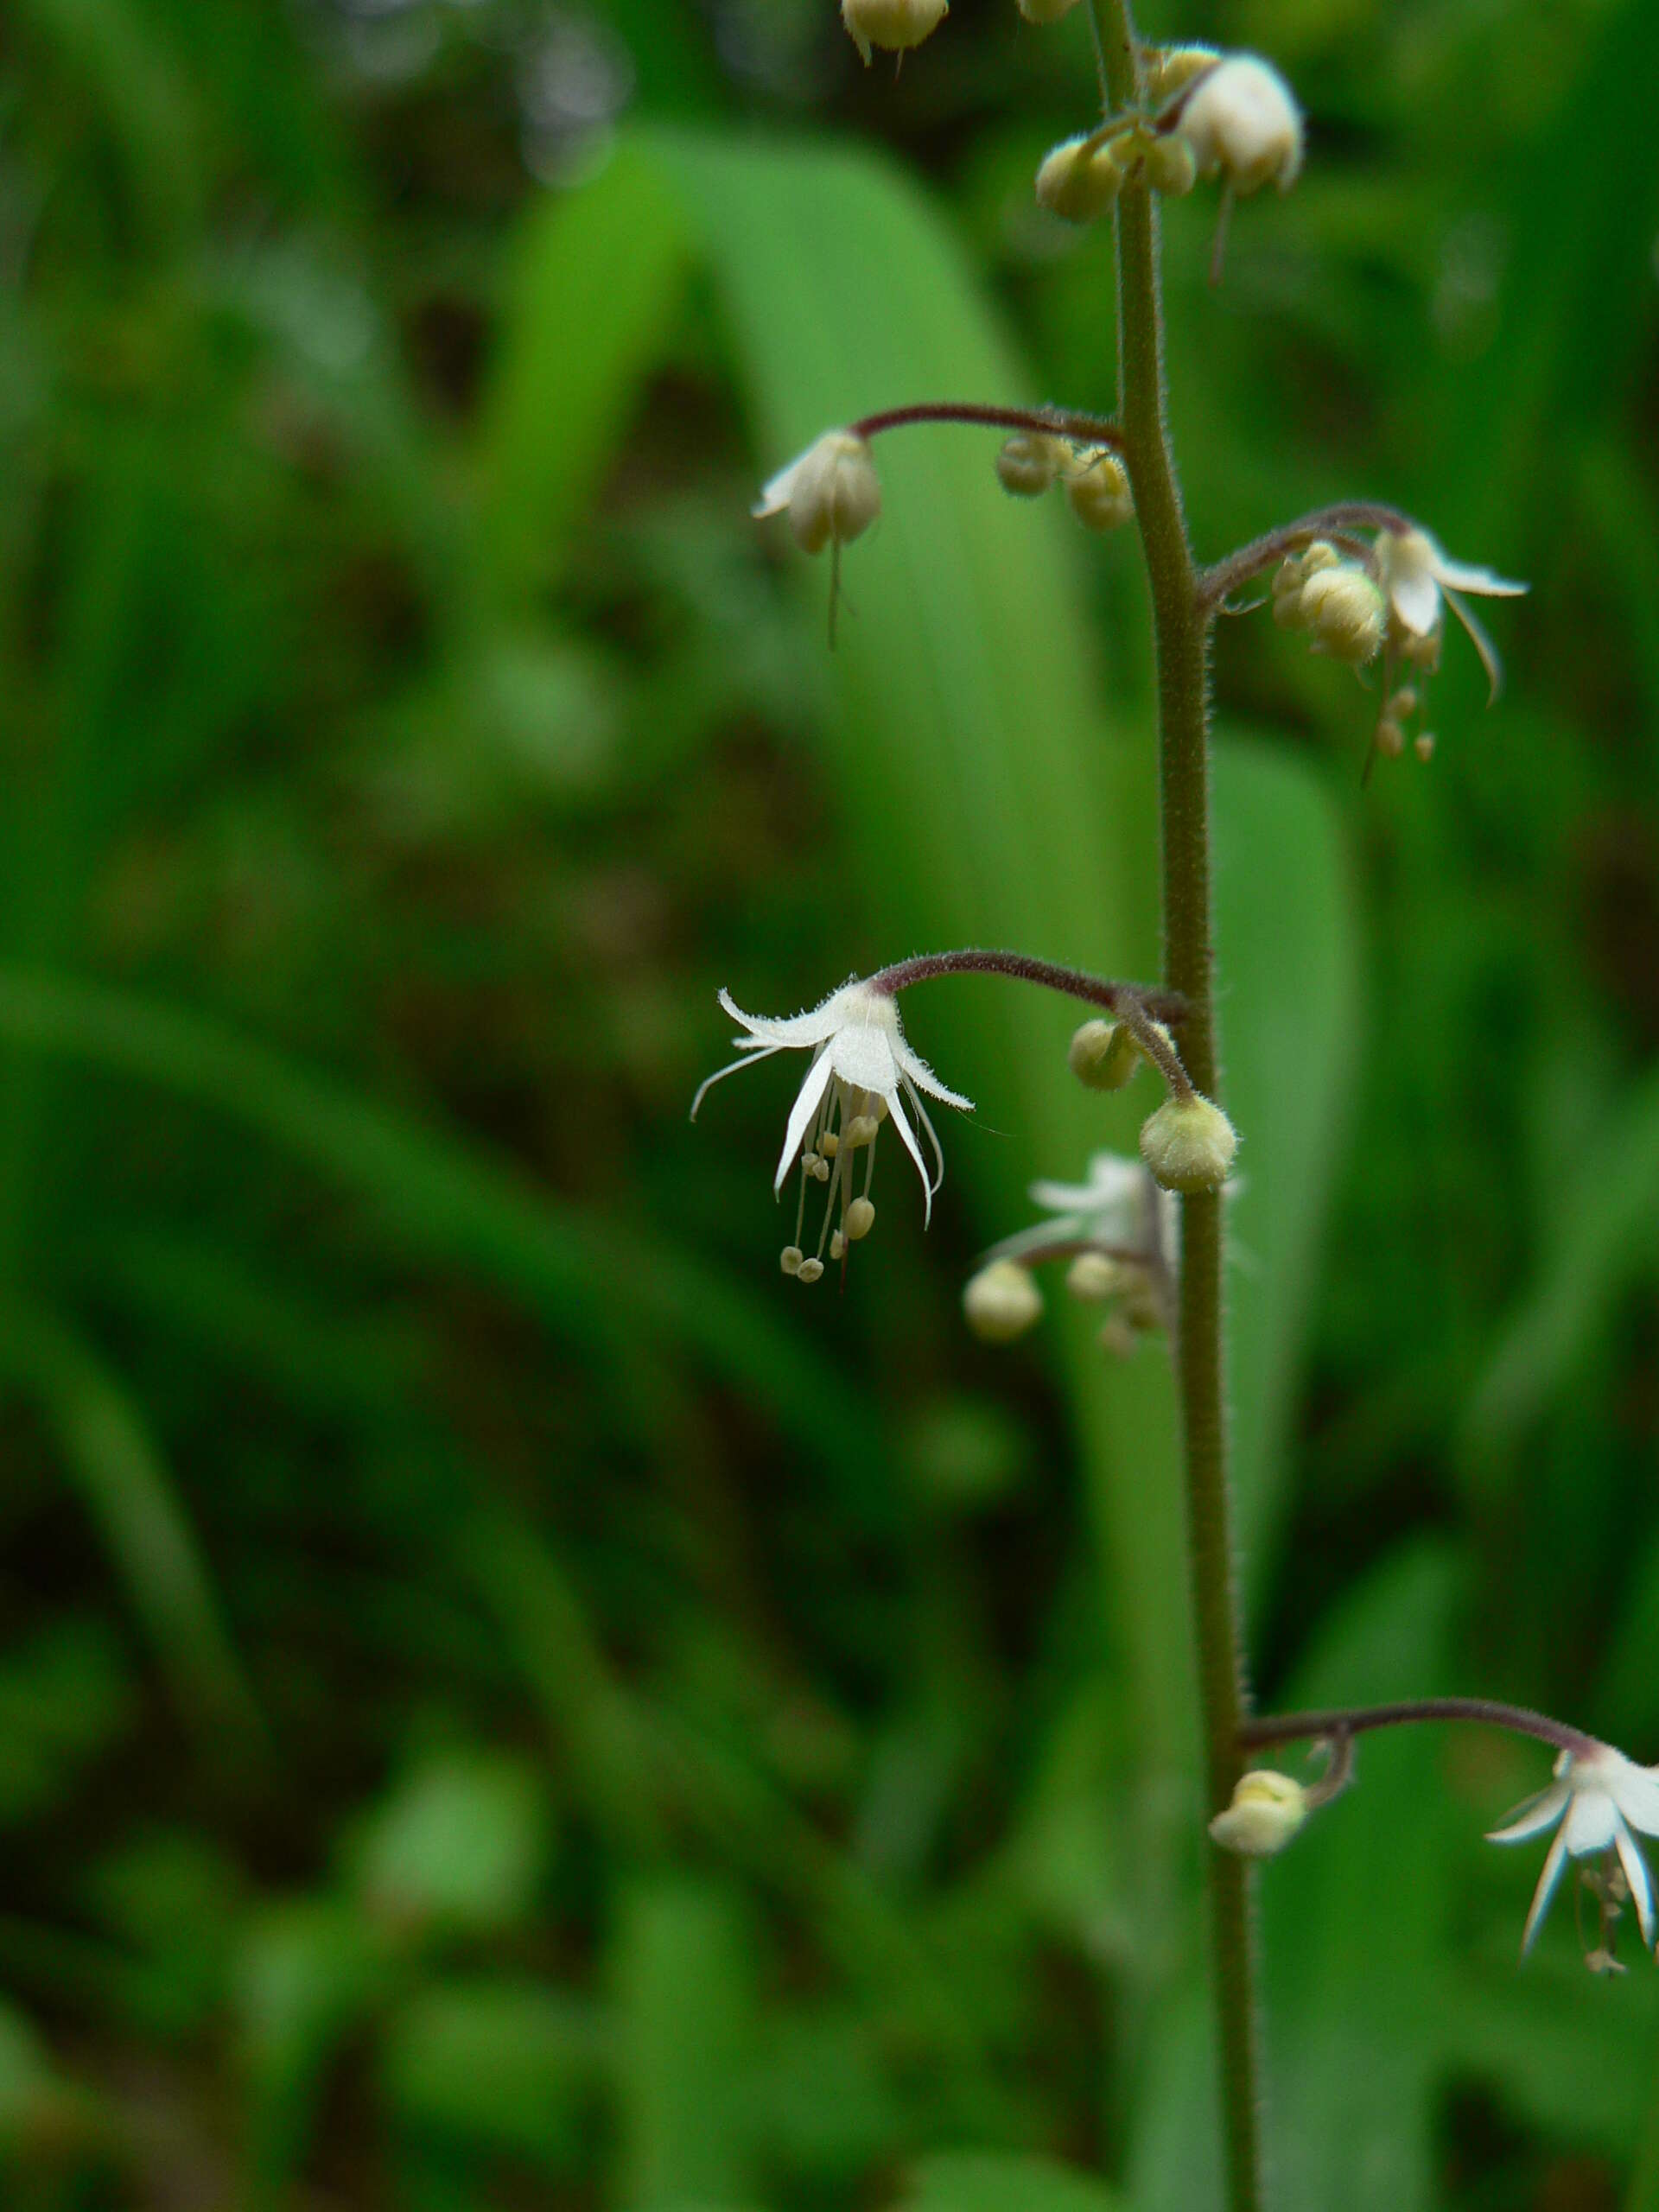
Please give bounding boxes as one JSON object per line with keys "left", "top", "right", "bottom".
{"left": 0, "top": 0, "right": 1655, "bottom": 2203}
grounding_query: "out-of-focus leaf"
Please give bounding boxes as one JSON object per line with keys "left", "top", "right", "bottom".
{"left": 896, "top": 2148, "right": 1123, "bottom": 2212}
{"left": 1460, "top": 1065, "right": 1659, "bottom": 1469}
{"left": 0, "top": 965, "right": 885, "bottom": 1483}
{"left": 346, "top": 1749, "right": 551, "bottom": 1942}
{"left": 474, "top": 141, "right": 692, "bottom": 608}
{"left": 379, "top": 1979, "right": 599, "bottom": 2170}
{"left": 0, "top": 1309, "right": 259, "bottom": 1743}
{"left": 0, "top": 1621, "right": 130, "bottom": 1827}
{"left": 1261, "top": 1543, "right": 1462, "bottom": 2212}
{"left": 235, "top": 1897, "right": 389, "bottom": 2196}
{"left": 1211, "top": 737, "right": 1361, "bottom": 1615}
{"left": 613, "top": 1878, "right": 758, "bottom": 2212}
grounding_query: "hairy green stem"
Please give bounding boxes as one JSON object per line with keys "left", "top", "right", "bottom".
{"left": 1089, "top": 3, "right": 1263, "bottom": 2206}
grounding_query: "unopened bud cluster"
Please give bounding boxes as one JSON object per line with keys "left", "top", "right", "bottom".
{"left": 1273, "top": 542, "right": 1385, "bottom": 667}
{"left": 1032, "top": 48, "right": 1301, "bottom": 231}
{"left": 1209, "top": 1770, "right": 1310, "bottom": 1857}
{"left": 995, "top": 437, "right": 1134, "bottom": 536}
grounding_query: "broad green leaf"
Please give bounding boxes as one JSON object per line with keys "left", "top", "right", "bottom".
{"left": 613, "top": 1878, "right": 758, "bottom": 2212}
{"left": 897, "top": 2148, "right": 1123, "bottom": 2212}
{"left": 379, "top": 1979, "right": 598, "bottom": 2170}
{"left": 346, "top": 1751, "right": 552, "bottom": 1942}
{"left": 474, "top": 142, "right": 693, "bottom": 610}
{"left": 1212, "top": 736, "right": 1360, "bottom": 1616}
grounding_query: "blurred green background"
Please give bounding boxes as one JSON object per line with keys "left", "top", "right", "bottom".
{"left": 3, "top": 0, "right": 1657, "bottom": 2203}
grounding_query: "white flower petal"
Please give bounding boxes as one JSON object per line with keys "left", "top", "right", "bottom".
{"left": 1613, "top": 1814, "right": 1657, "bottom": 1950}
{"left": 1562, "top": 1785, "right": 1622, "bottom": 1856}
{"left": 1389, "top": 566, "right": 1442, "bottom": 638}
{"left": 1487, "top": 1778, "right": 1571, "bottom": 1845}
{"left": 828, "top": 1022, "right": 902, "bottom": 1098}
{"left": 718, "top": 985, "right": 838, "bottom": 1049}
{"left": 1443, "top": 588, "right": 1504, "bottom": 704}
{"left": 895, "top": 1043, "right": 975, "bottom": 1114}
{"left": 1433, "top": 555, "right": 1528, "bottom": 599}
{"left": 885, "top": 1084, "right": 935, "bottom": 1224}
{"left": 1609, "top": 1760, "right": 1659, "bottom": 1839}
{"left": 903, "top": 1074, "right": 947, "bottom": 1193}
{"left": 1520, "top": 1825, "right": 1572, "bottom": 1956}
{"left": 753, "top": 451, "right": 810, "bottom": 519}
{"left": 690, "top": 1043, "right": 786, "bottom": 1121}
{"left": 773, "top": 1046, "right": 836, "bottom": 1192}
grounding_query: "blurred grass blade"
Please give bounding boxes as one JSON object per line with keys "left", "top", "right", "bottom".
{"left": 0, "top": 964, "right": 883, "bottom": 1480}
{"left": 613, "top": 1877, "right": 758, "bottom": 2212}
{"left": 897, "top": 2150, "right": 1123, "bottom": 2212}
{"left": 1460, "top": 1065, "right": 1659, "bottom": 1469}
{"left": 0, "top": 1308, "right": 260, "bottom": 1744}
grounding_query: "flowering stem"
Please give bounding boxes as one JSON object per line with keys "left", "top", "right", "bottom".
{"left": 1089, "top": 3, "right": 1262, "bottom": 2208}
{"left": 1239, "top": 1698, "right": 1595, "bottom": 1758}
{"left": 870, "top": 949, "right": 1183, "bottom": 1021}
{"left": 848, "top": 401, "right": 1125, "bottom": 450}
{"left": 1198, "top": 500, "right": 1414, "bottom": 612}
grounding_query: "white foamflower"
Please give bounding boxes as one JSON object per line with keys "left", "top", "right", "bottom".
{"left": 988, "top": 1150, "right": 1173, "bottom": 1267}
{"left": 1175, "top": 54, "right": 1303, "bottom": 196}
{"left": 691, "top": 978, "right": 971, "bottom": 1240}
{"left": 1487, "top": 1738, "right": 1659, "bottom": 1956}
{"left": 753, "top": 430, "right": 881, "bottom": 556}
{"left": 1375, "top": 527, "right": 1528, "bottom": 697}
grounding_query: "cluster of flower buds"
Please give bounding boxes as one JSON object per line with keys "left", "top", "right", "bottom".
{"left": 995, "top": 435, "right": 1134, "bottom": 535}
{"left": 1273, "top": 542, "right": 1386, "bottom": 668}
{"left": 1032, "top": 48, "right": 1302, "bottom": 230}
{"left": 962, "top": 1148, "right": 1177, "bottom": 1354}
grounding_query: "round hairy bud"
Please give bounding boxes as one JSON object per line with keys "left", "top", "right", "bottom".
{"left": 1067, "top": 1252, "right": 1130, "bottom": 1302}
{"left": 842, "top": 0, "right": 948, "bottom": 63}
{"left": 996, "top": 432, "right": 1064, "bottom": 499}
{"left": 1143, "top": 132, "right": 1198, "bottom": 196}
{"left": 1139, "top": 1094, "right": 1237, "bottom": 1192}
{"left": 1035, "top": 135, "right": 1122, "bottom": 223}
{"left": 783, "top": 432, "right": 881, "bottom": 555}
{"left": 1065, "top": 450, "right": 1134, "bottom": 533}
{"left": 1299, "top": 564, "right": 1386, "bottom": 665}
{"left": 963, "top": 1260, "right": 1044, "bottom": 1344}
{"left": 1142, "top": 43, "right": 1220, "bottom": 107}
{"left": 1016, "top": 0, "right": 1081, "bottom": 19}
{"left": 1208, "top": 1770, "right": 1309, "bottom": 1858}
{"left": 1067, "top": 1018, "right": 1141, "bottom": 1091}
{"left": 1175, "top": 54, "right": 1303, "bottom": 195}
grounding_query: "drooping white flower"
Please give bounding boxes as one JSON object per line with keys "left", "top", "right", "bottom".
{"left": 753, "top": 431, "right": 881, "bottom": 556}
{"left": 691, "top": 980, "right": 971, "bottom": 1274}
{"left": 1375, "top": 526, "right": 1528, "bottom": 697}
{"left": 1174, "top": 54, "right": 1303, "bottom": 196}
{"left": 1487, "top": 1738, "right": 1659, "bottom": 1956}
{"left": 986, "top": 1150, "right": 1172, "bottom": 1268}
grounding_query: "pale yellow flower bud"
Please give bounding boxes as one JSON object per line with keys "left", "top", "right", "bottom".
{"left": 1208, "top": 1770, "right": 1309, "bottom": 1857}
{"left": 1142, "top": 44, "right": 1220, "bottom": 106}
{"left": 1067, "top": 1252, "right": 1129, "bottom": 1302}
{"left": 963, "top": 1260, "right": 1043, "bottom": 1343}
{"left": 1139, "top": 1094, "right": 1237, "bottom": 1192}
{"left": 1299, "top": 564, "right": 1386, "bottom": 665}
{"left": 1035, "top": 135, "right": 1122, "bottom": 223}
{"left": 842, "top": 0, "right": 948, "bottom": 63}
{"left": 1143, "top": 132, "right": 1197, "bottom": 196}
{"left": 995, "top": 432, "right": 1065, "bottom": 499}
{"left": 1065, "top": 451, "right": 1134, "bottom": 533}
{"left": 1067, "top": 1018, "right": 1141, "bottom": 1090}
